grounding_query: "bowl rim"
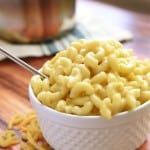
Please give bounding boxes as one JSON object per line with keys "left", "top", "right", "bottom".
{"left": 29, "top": 84, "right": 150, "bottom": 128}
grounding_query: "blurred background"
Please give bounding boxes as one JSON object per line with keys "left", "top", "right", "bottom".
{"left": 0, "top": 0, "right": 149, "bottom": 60}
{"left": 96, "top": 0, "right": 150, "bottom": 14}
{"left": 0, "top": 0, "right": 149, "bottom": 44}
{"left": 0, "top": 0, "right": 75, "bottom": 43}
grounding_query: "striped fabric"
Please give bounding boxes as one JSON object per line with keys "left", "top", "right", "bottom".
{"left": 0, "top": 16, "right": 133, "bottom": 60}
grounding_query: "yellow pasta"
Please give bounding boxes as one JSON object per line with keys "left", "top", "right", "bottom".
{"left": 91, "top": 72, "right": 107, "bottom": 84}
{"left": 0, "top": 111, "right": 53, "bottom": 150}
{"left": 72, "top": 101, "right": 93, "bottom": 115}
{"left": 30, "top": 39, "right": 150, "bottom": 119}
{"left": 70, "top": 81, "right": 94, "bottom": 98}
{"left": 0, "top": 130, "right": 19, "bottom": 147}
{"left": 71, "top": 96, "right": 90, "bottom": 106}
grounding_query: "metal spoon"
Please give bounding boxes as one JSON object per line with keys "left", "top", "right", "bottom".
{"left": 0, "top": 47, "right": 47, "bottom": 79}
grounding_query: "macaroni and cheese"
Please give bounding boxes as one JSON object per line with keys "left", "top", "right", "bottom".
{"left": 31, "top": 39, "right": 150, "bottom": 119}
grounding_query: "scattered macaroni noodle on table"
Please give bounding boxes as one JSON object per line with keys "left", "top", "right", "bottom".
{"left": 0, "top": 111, "right": 53, "bottom": 150}
{"left": 31, "top": 39, "right": 150, "bottom": 119}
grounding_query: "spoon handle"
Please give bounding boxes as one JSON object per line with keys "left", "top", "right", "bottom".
{"left": 0, "top": 47, "right": 47, "bottom": 79}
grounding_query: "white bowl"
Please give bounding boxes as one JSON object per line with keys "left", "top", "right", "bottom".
{"left": 29, "top": 84, "right": 150, "bottom": 150}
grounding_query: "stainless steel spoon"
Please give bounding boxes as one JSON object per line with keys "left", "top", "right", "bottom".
{"left": 0, "top": 47, "right": 47, "bottom": 79}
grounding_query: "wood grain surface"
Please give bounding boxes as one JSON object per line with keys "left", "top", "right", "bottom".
{"left": 0, "top": 0, "right": 150, "bottom": 150}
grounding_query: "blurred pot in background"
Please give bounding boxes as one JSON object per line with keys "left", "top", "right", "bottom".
{"left": 0, "top": 0, "right": 75, "bottom": 43}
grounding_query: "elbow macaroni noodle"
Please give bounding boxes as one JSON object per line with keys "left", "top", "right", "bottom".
{"left": 31, "top": 39, "right": 150, "bottom": 119}
{"left": 0, "top": 111, "right": 52, "bottom": 150}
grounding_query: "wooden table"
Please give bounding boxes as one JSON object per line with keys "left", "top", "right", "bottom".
{"left": 0, "top": 0, "right": 150, "bottom": 149}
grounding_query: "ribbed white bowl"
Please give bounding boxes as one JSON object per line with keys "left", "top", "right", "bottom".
{"left": 29, "top": 85, "right": 150, "bottom": 150}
